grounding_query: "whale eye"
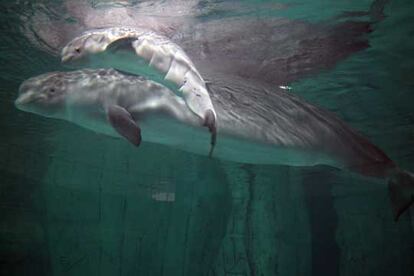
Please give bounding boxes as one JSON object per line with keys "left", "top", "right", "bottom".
{"left": 75, "top": 47, "right": 81, "bottom": 53}
{"left": 49, "top": 88, "right": 55, "bottom": 93}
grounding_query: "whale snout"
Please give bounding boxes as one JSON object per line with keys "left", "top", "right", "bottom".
{"left": 61, "top": 44, "right": 77, "bottom": 64}
{"left": 61, "top": 48, "right": 78, "bottom": 64}
{"left": 15, "top": 81, "right": 45, "bottom": 110}
{"left": 61, "top": 50, "right": 91, "bottom": 67}
{"left": 61, "top": 53, "right": 73, "bottom": 63}
{"left": 15, "top": 83, "right": 34, "bottom": 109}
{"left": 15, "top": 91, "right": 34, "bottom": 107}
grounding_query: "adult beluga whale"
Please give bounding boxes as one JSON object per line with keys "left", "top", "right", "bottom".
{"left": 61, "top": 27, "right": 217, "bottom": 156}
{"left": 15, "top": 69, "right": 414, "bottom": 221}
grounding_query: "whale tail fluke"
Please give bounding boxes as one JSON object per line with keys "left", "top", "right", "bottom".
{"left": 388, "top": 169, "right": 414, "bottom": 221}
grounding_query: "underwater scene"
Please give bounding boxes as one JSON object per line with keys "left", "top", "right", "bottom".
{"left": 1, "top": 0, "right": 413, "bottom": 275}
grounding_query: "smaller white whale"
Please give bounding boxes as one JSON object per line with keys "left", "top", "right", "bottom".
{"left": 61, "top": 27, "right": 217, "bottom": 155}
{"left": 15, "top": 69, "right": 414, "bottom": 221}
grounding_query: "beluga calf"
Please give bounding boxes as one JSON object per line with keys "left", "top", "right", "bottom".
{"left": 61, "top": 27, "right": 217, "bottom": 156}
{"left": 15, "top": 69, "right": 414, "bottom": 221}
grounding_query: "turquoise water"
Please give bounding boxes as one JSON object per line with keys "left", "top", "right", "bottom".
{"left": 1, "top": 0, "right": 414, "bottom": 275}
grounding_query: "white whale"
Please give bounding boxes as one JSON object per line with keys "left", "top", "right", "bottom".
{"left": 14, "top": 69, "right": 414, "bottom": 221}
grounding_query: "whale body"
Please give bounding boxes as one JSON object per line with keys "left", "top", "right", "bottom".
{"left": 12, "top": 69, "right": 379, "bottom": 169}
{"left": 14, "top": 69, "right": 414, "bottom": 220}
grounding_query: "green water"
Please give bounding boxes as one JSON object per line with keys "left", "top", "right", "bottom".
{"left": 1, "top": 0, "right": 414, "bottom": 275}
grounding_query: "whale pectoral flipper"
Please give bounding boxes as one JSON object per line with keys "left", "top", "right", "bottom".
{"left": 107, "top": 105, "right": 142, "bottom": 146}
{"left": 204, "top": 109, "right": 216, "bottom": 158}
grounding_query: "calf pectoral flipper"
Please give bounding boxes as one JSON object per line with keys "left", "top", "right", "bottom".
{"left": 107, "top": 105, "right": 141, "bottom": 146}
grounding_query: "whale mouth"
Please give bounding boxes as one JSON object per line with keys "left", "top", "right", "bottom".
{"left": 15, "top": 82, "right": 36, "bottom": 108}
{"left": 15, "top": 81, "right": 47, "bottom": 110}
{"left": 14, "top": 91, "right": 47, "bottom": 112}
{"left": 61, "top": 54, "right": 72, "bottom": 63}
{"left": 15, "top": 92, "right": 35, "bottom": 106}
{"left": 61, "top": 45, "right": 73, "bottom": 63}
{"left": 61, "top": 52, "right": 90, "bottom": 66}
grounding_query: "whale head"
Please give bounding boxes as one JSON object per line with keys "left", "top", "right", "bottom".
{"left": 61, "top": 31, "right": 111, "bottom": 65}
{"left": 15, "top": 71, "right": 71, "bottom": 118}
{"left": 15, "top": 69, "right": 116, "bottom": 120}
